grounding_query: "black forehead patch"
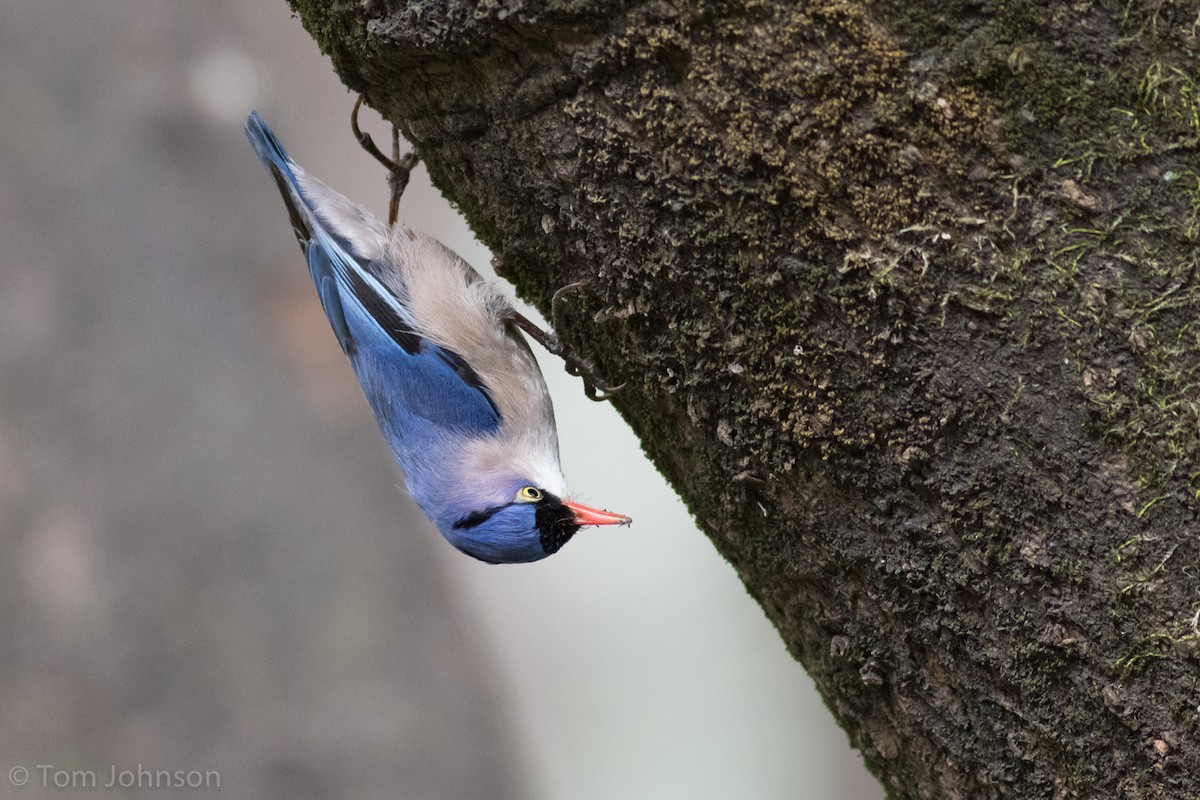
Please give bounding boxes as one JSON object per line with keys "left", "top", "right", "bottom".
{"left": 535, "top": 492, "right": 580, "bottom": 556}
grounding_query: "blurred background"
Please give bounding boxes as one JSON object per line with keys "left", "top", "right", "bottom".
{"left": 0, "top": 1, "right": 882, "bottom": 797}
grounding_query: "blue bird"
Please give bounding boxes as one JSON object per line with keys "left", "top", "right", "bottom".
{"left": 246, "top": 110, "right": 630, "bottom": 563}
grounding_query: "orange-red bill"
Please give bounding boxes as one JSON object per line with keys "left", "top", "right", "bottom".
{"left": 564, "top": 500, "right": 632, "bottom": 527}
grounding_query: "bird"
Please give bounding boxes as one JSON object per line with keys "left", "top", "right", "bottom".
{"left": 245, "top": 109, "right": 631, "bottom": 563}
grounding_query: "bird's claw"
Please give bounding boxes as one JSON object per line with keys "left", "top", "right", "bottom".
{"left": 551, "top": 281, "right": 588, "bottom": 334}
{"left": 351, "top": 95, "right": 419, "bottom": 226}
{"left": 583, "top": 380, "right": 626, "bottom": 402}
{"left": 548, "top": 280, "right": 624, "bottom": 401}
{"left": 507, "top": 282, "right": 625, "bottom": 402}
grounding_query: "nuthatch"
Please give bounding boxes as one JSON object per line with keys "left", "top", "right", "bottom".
{"left": 246, "top": 110, "right": 630, "bottom": 563}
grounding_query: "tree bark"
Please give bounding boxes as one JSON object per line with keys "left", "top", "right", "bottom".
{"left": 285, "top": 1, "right": 1200, "bottom": 796}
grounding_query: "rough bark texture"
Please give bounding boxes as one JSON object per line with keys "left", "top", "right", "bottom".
{"left": 285, "top": 1, "right": 1200, "bottom": 797}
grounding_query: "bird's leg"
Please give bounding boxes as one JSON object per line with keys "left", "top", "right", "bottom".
{"left": 508, "top": 283, "right": 625, "bottom": 402}
{"left": 351, "top": 95, "right": 419, "bottom": 226}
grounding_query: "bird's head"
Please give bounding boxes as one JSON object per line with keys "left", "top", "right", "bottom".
{"left": 439, "top": 483, "right": 631, "bottom": 564}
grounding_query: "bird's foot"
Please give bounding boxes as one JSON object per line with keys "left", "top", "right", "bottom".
{"left": 351, "top": 95, "right": 420, "bottom": 226}
{"left": 551, "top": 282, "right": 626, "bottom": 401}
{"left": 509, "top": 283, "right": 625, "bottom": 402}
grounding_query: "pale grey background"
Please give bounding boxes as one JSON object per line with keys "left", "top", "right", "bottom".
{"left": 0, "top": 1, "right": 882, "bottom": 798}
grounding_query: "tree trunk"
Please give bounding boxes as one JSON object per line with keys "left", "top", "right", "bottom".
{"left": 285, "top": 1, "right": 1200, "bottom": 796}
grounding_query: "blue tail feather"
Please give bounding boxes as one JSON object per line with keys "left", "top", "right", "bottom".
{"left": 246, "top": 110, "right": 300, "bottom": 186}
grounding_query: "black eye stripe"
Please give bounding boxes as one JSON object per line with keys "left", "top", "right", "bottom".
{"left": 452, "top": 505, "right": 504, "bottom": 530}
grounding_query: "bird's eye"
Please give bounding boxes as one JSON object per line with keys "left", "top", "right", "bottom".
{"left": 516, "top": 486, "right": 542, "bottom": 503}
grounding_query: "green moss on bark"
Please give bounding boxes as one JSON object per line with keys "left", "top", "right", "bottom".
{"left": 288, "top": 0, "right": 1200, "bottom": 796}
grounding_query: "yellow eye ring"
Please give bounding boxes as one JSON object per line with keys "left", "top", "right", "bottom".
{"left": 517, "top": 486, "right": 542, "bottom": 503}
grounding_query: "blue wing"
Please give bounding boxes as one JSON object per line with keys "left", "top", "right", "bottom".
{"left": 245, "top": 111, "right": 501, "bottom": 436}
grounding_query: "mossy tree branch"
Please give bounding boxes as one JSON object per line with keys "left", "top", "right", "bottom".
{"left": 286, "top": 0, "right": 1200, "bottom": 796}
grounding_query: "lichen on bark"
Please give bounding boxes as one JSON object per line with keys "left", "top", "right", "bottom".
{"left": 286, "top": 1, "right": 1200, "bottom": 797}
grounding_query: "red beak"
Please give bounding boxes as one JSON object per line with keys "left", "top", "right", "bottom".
{"left": 564, "top": 500, "right": 632, "bottom": 527}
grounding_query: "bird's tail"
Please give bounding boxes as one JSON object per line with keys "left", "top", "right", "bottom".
{"left": 246, "top": 110, "right": 369, "bottom": 353}
{"left": 245, "top": 110, "right": 296, "bottom": 180}
{"left": 244, "top": 110, "right": 318, "bottom": 250}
